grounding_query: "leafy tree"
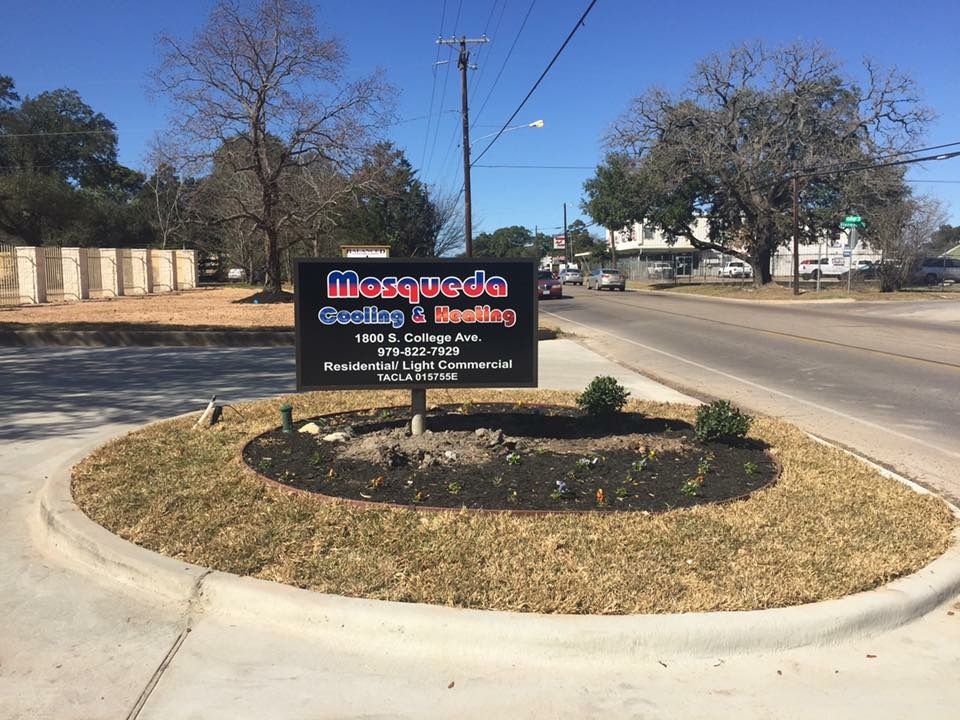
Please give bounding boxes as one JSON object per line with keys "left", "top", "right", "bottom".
{"left": 472, "top": 225, "right": 535, "bottom": 257}
{"left": 929, "top": 224, "right": 960, "bottom": 255}
{"left": 327, "top": 144, "right": 450, "bottom": 257}
{"left": 154, "top": 0, "right": 394, "bottom": 293}
{"left": 0, "top": 81, "right": 144, "bottom": 245}
{"left": 588, "top": 42, "right": 929, "bottom": 284}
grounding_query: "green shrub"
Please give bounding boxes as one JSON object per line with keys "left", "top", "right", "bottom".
{"left": 576, "top": 376, "right": 630, "bottom": 417}
{"left": 695, "top": 400, "right": 753, "bottom": 443}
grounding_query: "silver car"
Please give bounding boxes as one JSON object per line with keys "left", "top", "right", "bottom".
{"left": 559, "top": 268, "right": 583, "bottom": 285}
{"left": 587, "top": 268, "right": 626, "bottom": 291}
{"left": 917, "top": 257, "right": 960, "bottom": 285}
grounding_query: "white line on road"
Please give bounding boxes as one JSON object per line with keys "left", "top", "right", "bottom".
{"left": 543, "top": 311, "right": 960, "bottom": 461}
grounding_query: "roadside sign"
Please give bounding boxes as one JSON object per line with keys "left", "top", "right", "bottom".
{"left": 844, "top": 215, "right": 862, "bottom": 223}
{"left": 842, "top": 249, "right": 851, "bottom": 257}
{"left": 294, "top": 258, "right": 537, "bottom": 391}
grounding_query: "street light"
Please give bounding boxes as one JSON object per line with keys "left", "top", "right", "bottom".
{"left": 472, "top": 120, "right": 544, "bottom": 145}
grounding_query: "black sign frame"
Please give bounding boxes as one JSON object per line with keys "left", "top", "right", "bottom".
{"left": 294, "top": 257, "right": 538, "bottom": 391}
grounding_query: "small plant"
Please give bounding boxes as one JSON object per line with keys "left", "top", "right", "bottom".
{"left": 257, "top": 458, "right": 273, "bottom": 472}
{"left": 696, "top": 456, "right": 713, "bottom": 475}
{"left": 447, "top": 480, "right": 462, "bottom": 495}
{"left": 551, "top": 479, "right": 576, "bottom": 501}
{"left": 310, "top": 451, "right": 324, "bottom": 467}
{"left": 575, "top": 457, "right": 593, "bottom": 471}
{"left": 412, "top": 489, "right": 427, "bottom": 503}
{"left": 378, "top": 408, "right": 393, "bottom": 420}
{"left": 615, "top": 486, "right": 630, "bottom": 499}
{"left": 744, "top": 461, "right": 759, "bottom": 476}
{"left": 506, "top": 452, "right": 522, "bottom": 466}
{"left": 695, "top": 400, "right": 753, "bottom": 443}
{"left": 459, "top": 401, "right": 475, "bottom": 414}
{"left": 681, "top": 475, "right": 705, "bottom": 497}
{"left": 507, "top": 489, "right": 518, "bottom": 503}
{"left": 576, "top": 376, "right": 630, "bottom": 417}
{"left": 631, "top": 456, "right": 649, "bottom": 473}
{"left": 491, "top": 475, "right": 504, "bottom": 487}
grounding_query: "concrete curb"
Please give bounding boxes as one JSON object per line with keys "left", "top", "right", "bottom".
{"left": 37, "top": 434, "right": 960, "bottom": 665}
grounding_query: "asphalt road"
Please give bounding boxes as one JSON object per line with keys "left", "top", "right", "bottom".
{"left": 541, "top": 286, "right": 960, "bottom": 503}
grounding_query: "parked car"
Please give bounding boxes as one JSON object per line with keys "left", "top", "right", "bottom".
{"left": 853, "top": 260, "right": 876, "bottom": 279}
{"left": 537, "top": 269, "right": 563, "bottom": 299}
{"left": 586, "top": 268, "right": 626, "bottom": 291}
{"left": 916, "top": 256, "right": 960, "bottom": 285}
{"left": 647, "top": 261, "right": 675, "bottom": 280}
{"left": 718, "top": 261, "right": 753, "bottom": 278}
{"left": 559, "top": 268, "right": 583, "bottom": 285}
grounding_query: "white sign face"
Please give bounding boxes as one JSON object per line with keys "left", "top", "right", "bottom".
{"left": 345, "top": 248, "right": 390, "bottom": 258}
{"left": 553, "top": 236, "right": 566, "bottom": 250}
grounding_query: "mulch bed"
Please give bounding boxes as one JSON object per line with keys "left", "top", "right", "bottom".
{"left": 242, "top": 403, "right": 777, "bottom": 512}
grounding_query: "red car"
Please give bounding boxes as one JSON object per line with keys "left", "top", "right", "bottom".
{"left": 537, "top": 270, "right": 563, "bottom": 299}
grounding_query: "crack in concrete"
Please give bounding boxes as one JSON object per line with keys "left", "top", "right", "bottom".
{"left": 125, "top": 569, "right": 213, "bottom": 720}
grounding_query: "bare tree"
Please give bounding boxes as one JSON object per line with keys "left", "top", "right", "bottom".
{"left": 868, "top": 195, "right": 945, "bottom": 291}
{"left": 154, "top": 0, "right": 394, "bottom": 293}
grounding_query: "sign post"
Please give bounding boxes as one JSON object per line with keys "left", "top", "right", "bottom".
{"left": 294, "top": 259, "right": 538, "bottom": 434}
{"left": 839, "top": 214, "right": 866, "bottom": 294}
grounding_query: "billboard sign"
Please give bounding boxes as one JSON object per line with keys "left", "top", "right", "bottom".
{"left": 295, "top": 258, "right": 538, "bottom": 390}
{"left": 553, "top": 235, "right": 566, "bottom": 250}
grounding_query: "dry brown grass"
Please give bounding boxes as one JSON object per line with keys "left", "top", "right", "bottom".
{"left": 646, "top": 282, "right": 960, "bottom": 302}
{"left": 72, "top": 389, "right": 954, "bottom": 614}
{"left": 0, "top": 286, "right": 294, "bottom": 328}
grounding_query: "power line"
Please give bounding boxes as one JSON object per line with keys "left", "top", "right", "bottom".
{"left": 472, "top": 0, "right": 598, "bottom": 166}
{"left": 470, "top": 0, "right": 537, "bottom": 131}
{"left": 419, "top": 0, "right": 448, "bottom": 170}
{"left": 474, "top": 163, "right": 594, "bottom": 169}
{"left": 467, "top": 0, "right": 505, "bottom": 99}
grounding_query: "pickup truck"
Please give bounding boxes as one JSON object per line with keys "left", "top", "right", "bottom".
{"left": 799, "top": 257, "right": 850, "bottom": 280}
{"left": 718, "top": 261, "right": 752, "bottom": 278}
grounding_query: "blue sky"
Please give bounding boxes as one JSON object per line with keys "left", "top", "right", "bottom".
{"left": 2, "top": 0, "right": 959, "bottom": 239}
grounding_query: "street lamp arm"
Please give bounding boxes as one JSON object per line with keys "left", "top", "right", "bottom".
{"left": 472, "top": 120, "right": 544, "bottom": 144}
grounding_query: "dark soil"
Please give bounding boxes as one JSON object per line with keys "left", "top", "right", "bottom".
{"left": 242, "top": 404, "right": 778, "bottom": 513}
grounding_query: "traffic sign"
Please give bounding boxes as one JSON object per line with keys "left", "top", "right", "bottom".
{"left": 844, "top": 215, "right": 862, "bottom": 223}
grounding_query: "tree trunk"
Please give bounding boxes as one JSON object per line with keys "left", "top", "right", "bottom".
{"left": 263, "top": 227, "right": 282, "bottom": 294}
{"left": 755, "top": 246, "right": 772, "bottom": 286}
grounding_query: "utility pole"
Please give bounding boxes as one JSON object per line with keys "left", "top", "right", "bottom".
{"left": 563, "top": 203, "right": 570, "bottom": 268}
{"left": 437, "top": 35, "right": 488, "bottom": 258}
{"left": 792, "top": 161, "right": 800, "bottom": 295}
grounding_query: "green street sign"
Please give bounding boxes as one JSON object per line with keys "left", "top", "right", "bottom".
{"left": 844, "top": 215, "right": 862, "bottom": 223}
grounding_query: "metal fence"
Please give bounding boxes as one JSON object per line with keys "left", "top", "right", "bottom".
{"left": 43, "top": 246, "right": 65, "bottom": 301}
{"left": 0, "top": 243, "right": 19, "bottom": 305}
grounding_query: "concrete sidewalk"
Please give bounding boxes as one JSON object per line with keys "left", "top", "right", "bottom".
{"left": 3, "top": 340, "right": 960, "bottom": 719}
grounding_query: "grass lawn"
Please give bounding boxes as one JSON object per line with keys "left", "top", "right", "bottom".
{"left": 639, "top": 280, "right": 960, "bottom": 302}
{"left": 72, "top": 389, "right": 953, "bottom": 615}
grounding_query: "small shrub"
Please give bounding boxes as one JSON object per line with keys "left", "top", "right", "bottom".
{"left": 743, "top": 461, "right": 759, "bottom": 476}
{"left": 695, "top": 400, "right": 753, "bottom": 443}
{"left": 681, "top": 475, "right": 705, "bottom": 496}
{"left": 447, "top": 481, "right": 462, "bottom": 495}
{"left": 576, "top": 376, "right": 630, "bottom": 417}
{"left": 506, "top": 452, "right": 521, "bottom": 466}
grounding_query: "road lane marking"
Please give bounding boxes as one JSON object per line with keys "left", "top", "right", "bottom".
{"left": 553, "top": 291, "right": 960, "bottom": 371}
{"left": 542, "top": 311, "right": 960, "bottom": 461}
